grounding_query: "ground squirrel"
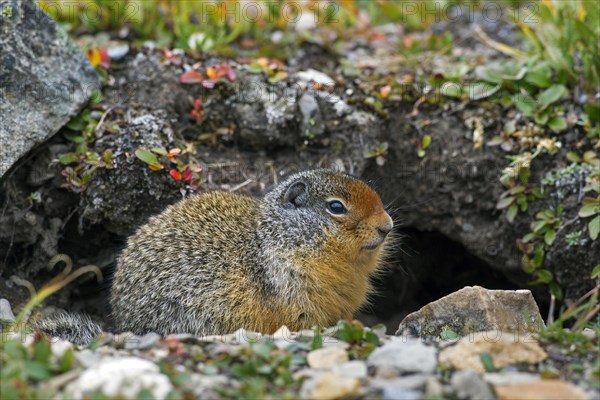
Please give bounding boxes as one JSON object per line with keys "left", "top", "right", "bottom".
{"left": 110, "top": 169, "right": 394, "bottom": 336}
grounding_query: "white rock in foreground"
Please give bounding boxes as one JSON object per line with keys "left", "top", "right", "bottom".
{"left": 307, "top": 347, "right": 349, "bottom": 369}
{"left": 67, "top": 357, "right": 172, "bottom": 399}
{"left": 367, "top": 338, "right": 437, "bottom": 375}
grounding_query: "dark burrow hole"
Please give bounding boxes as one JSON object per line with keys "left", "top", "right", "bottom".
{"left": 358, "top": 227, "right": 547, "bottom": 333}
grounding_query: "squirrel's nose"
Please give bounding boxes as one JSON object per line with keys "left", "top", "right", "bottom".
{"left": 378, "top": 226, "right": 391, "bottom": 237}
{"left": 377, "top": 215, "right": 393, "bottom": 237}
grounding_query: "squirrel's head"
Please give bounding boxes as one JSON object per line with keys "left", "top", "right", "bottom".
{"left": 264, "top": 169, "right": 393, "bottom": 260}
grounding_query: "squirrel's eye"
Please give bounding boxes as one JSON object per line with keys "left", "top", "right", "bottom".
{"left": 326, "top": 200, "right": 347, "bottom": 215}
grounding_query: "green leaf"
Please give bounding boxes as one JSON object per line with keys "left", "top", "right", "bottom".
{"left": 538, "top": 84, "right": 568, "bottom": 110}
{"left": 533, "top": 247, "right": 544, "bottom": 267}
{"left": 579, "top": 203, "right": 600, "bottom": 218}
{"left": 475, "top": 65, "right": 503, "bottom": 84}
{"left": 252, "top": 343, "right": 273, "bottom": 360}
{"left": 34, "top": 339, "right": 51, "bottom": 364}
{"left": 535, "top": 111, "right": 550, "bottom": 125}
{"left": 59, "top": 153, "right": 78, "bottom": 165}
{"left": 525, "top": 62, "right": 552, "bottom": 88}
{"left": 519, "top": 201, "right": 528, "bottom": 212}
{"left": 549, "top": 282, "right": 563, "bottom": 300}
{"left": 500, "top": 64, "right": 527, "bottom": 81}
{"left": 584, "top": 103, "right": 600, "bottom": 123}
{"left": 256, "top": 364, "right": 273, "bottom": 375}
{"left": 591, "top": 264, "right": 600, "bottom": 279}
{"left": 583, "top": 151, "right": 599, "bottom": 165}
{"left": 59, "top": 348, "right": 75, "bottom": 373}
{"left": 441, "top": 82, "right": 462, "bottom": 98}
{"left": 24, "top": 361, "right": 52, "bottom": 381}
{"left": 544, "top": 229, "right": 556, "bottom": 246}
{"left": 522, "top": 233, "right": 535, "bottom": 243}
{"left": 547, "top": 117, "right": 567, "bottom": 132}
{"left": 479, "top": 352, "right": 496, "bottom": 372}
{"left": 507, "top": 204, "right": 519, "bottom": 223}
{"left": 311, "top": 327, "right": 323, "bottom": 350}
{"left": 468, "top": 82, "right": 501, "bottom": 100}
{"left": 90, "top": 89, "right": 103, "bottom": 105}
{"left": 566, "top": 151, "right": 582, "bottom": 163}
{"left": 440, "top": 327, "right": 459, "bottom": 341}
{"left": 422, "top": 134, "right": 431, "bottom": 149}
{"left": 515, "top": 93, "right": 536, "bottom": 116}
{"left": 589, "top": 215, "right": 600, "bottom": 240}
{"left": 66, "top": 117, "right": 85, "bottom": 131}
{"left": 135, "top": 148, "right": 159, "bottom": 166}
{"left": 63, "top": 131, "right": 85, "bottom": 143}
{"left": 532, "top": 220, "right": 548, "bottom": 233}
{"left": 522, "top": 256, "right": 535, "bottom": 274}
{"left": 496, "top": 197, "right": 514, "bottom": 209}
{"left": 509, "top": 186, "right": 526, "bottom": 195}
{"left": 537, "top": 269, "right": 554, "bottom": 284}
{"left": 364, "top": 330, "right": 380, "bottom": 346}
{"left": 537, "top": 210, "right": 552, "bottom": 221}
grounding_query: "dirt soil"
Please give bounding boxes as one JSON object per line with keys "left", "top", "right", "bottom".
{"left": 1, "top": 32, "right": 597, "bottom": 330}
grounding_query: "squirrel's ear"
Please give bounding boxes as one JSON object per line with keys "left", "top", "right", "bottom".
{"left": 283, "top": 180, "right": 308, "bottom": 209}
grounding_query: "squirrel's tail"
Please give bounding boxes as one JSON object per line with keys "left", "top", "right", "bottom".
{"left": 32, "top": 310, "right": 103, "bottom": 346}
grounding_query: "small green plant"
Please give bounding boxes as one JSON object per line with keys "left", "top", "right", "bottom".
{"left": 479, "top": 352, "right": 497, "bottom": 373}
{"left": 247, "top": 57, "right": 288, "bottom": 83}
{"left": 1, "top": 255, "right": 100, "bottom": 399}
{"left": 565, "top": 230, "right": 583, "bottom": 247}
{"left": 365, "top": 142, "right": 389, "bottom": 166}
{"left": 417, "top": 135, "right": 431, "bottom": 158}
{"left": 566, "top": 150, "right": 600, "bottom": 166}
{"left": 498, "top": 150, "right": 545, "bottom": 223}
{"left": 57, "top": 107, "right": 115, "bottom": 193}
{"left": 0, "top": 335, "right": 76, "bottom": 399}
{"left": 1, "top": 4, "right": 13, "bottom": 17}
{"left": 219, "top": 341, "right": 303, "bottom": 399}
{"left": 440, "top": 325, "right": 459, "bottom": 341}
{"left": 7, "top": 255, "right": 102, "bottom": 328}
{"left": 516, "top": 1, "right": 600, "bottom": 92}
{"left": 537, "top": 285, "right": 599, "bottom": 356}
{"left": 135, "top": 147, "right": 203, "bottom": 195}
{"left": 311, "top": 326, "right": 323, "bottom": 351}
{"left": 519, "top": 205, "right": 564, "bottom": 298}
{"left": 325, "top": 320, "right": 380, "bottom": 359}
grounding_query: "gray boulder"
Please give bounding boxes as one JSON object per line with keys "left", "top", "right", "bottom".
{"left": 396, "top": 286, "right": 544, "bottom": 337}
{"left": 0, "top": 0, "right": 100, "bottom": 177}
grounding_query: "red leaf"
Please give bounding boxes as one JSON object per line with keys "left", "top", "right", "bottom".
{"left": 99, "top": 48, "right": 111, "bottom": 69}
{"left": 169, "top": 169, "right": 182, "bottom": 181}
{"left": 179, "top": 70, "right": 204, "bottom": 84}
{"left": 217, "top": 64, "right": 236, "bottom": 81}
{"left": 182, "top": 166, "right": 192, "bottom": 182}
